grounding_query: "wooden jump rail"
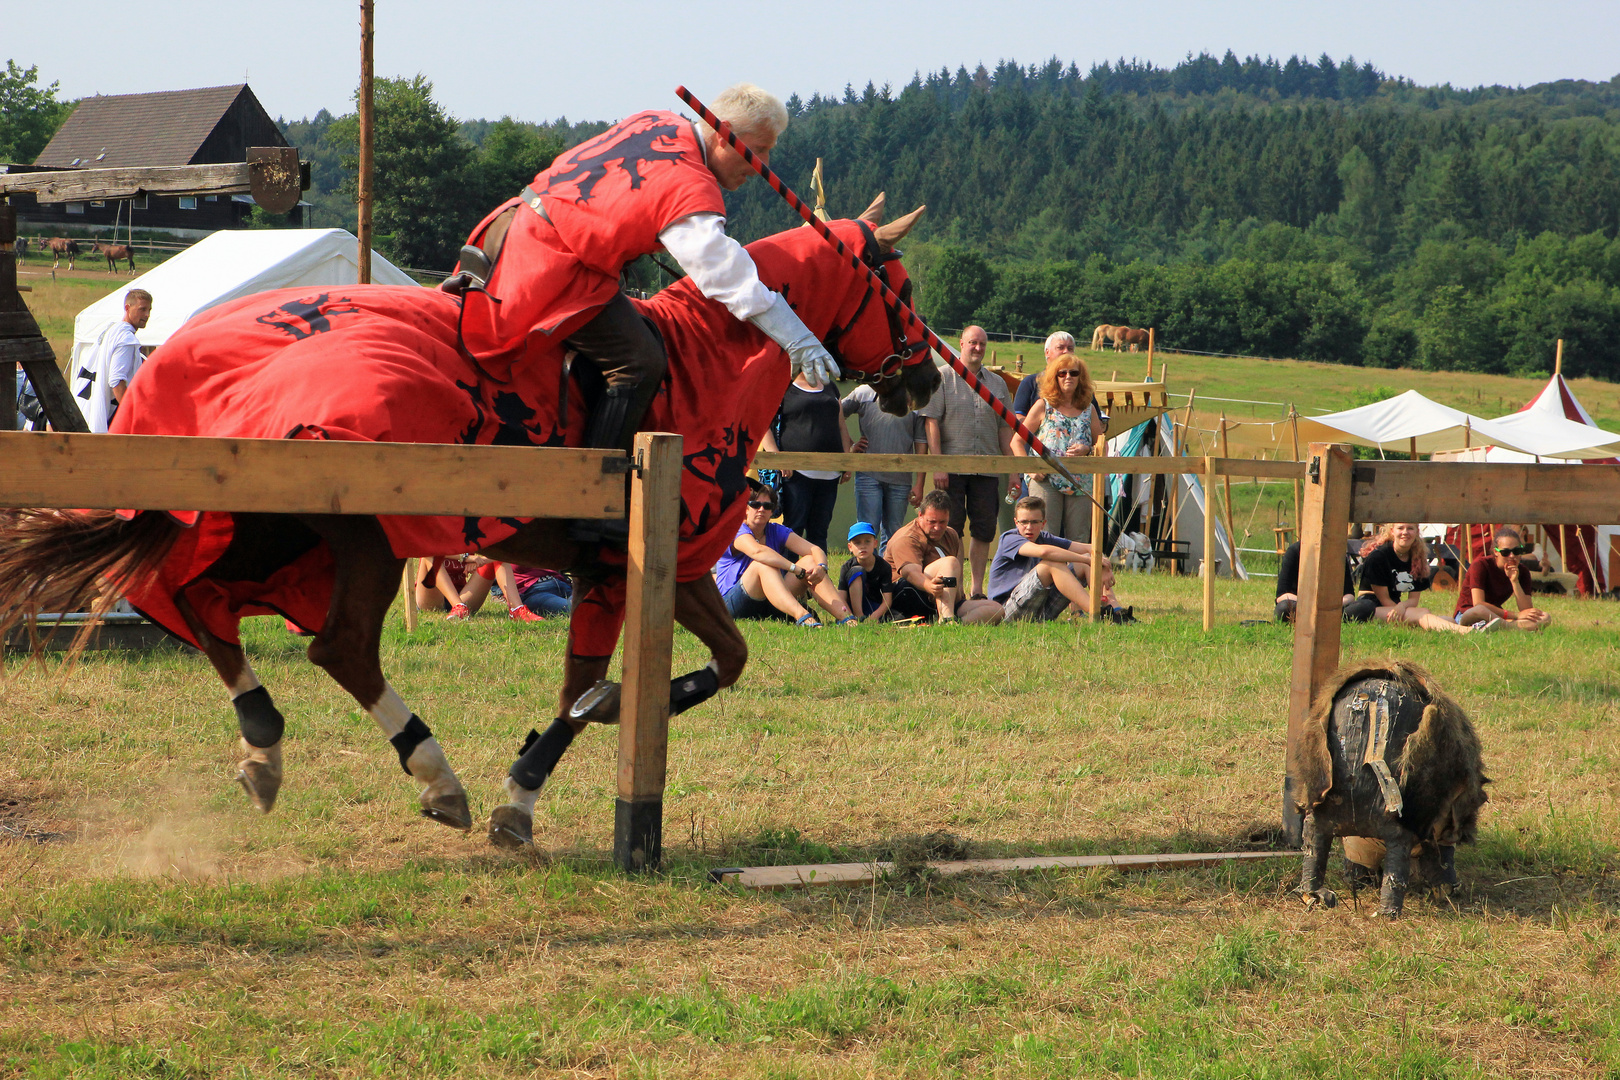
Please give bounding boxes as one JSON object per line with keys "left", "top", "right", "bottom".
{"left": 1282, "top": 444, "right": 1620, "bottom": 845}
{"left": 0, "top": 429, "right": 682, "bottom": 874}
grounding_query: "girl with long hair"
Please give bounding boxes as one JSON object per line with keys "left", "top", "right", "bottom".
{"left": 1355, "top": 522, "right": 1503, "bottom": 633}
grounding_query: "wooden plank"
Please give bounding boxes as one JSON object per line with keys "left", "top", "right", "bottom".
{"left": 401, "top": 559, "right": 419, "bottom": 632}
{"left": 0, "top": 432, "right": 625, "bottom": 519}
{"left": 715, "top": 850, "right": 1295, "bottom": 891}
{"left": 758, "top": 452, "right": 1305, "bottom": 478}
{"left": 1284, "top": 443, "right": 1354, "bottom": 847}
{"left": 0, "top": 163, "right": 254, "bottom": 203}
{"left": 1089, "top": 445, "right": 1105, "bottom": 620}
{"left": 614, "top": 432, "right": 683, "bottom": 873}
{"left": 1353, "top": 460, "right": 1620, "bottom": 522}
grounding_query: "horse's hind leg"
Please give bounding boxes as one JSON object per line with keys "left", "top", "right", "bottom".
{"left": 173, "top": 593, "right": 286, "bottom": 812}
{"left": 301, "top": 515, "right": 471, "bottom": 831}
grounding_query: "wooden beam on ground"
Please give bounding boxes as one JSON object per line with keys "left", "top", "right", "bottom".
{"left": 1352, "top": 460, "right": 1620, "bottom": 522}
{"left": 615, "top": 432, "right": 683, "bottom": 873}
{"left": 1283, "top": 442, "right": 1354, "bottom": 848}
{"left": 713, "top": 850, "right": 1295, "bottom": 891}
{"left": 0, "top": 432, "right": 626, "bottom": 519}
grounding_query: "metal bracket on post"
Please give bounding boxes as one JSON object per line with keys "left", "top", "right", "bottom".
{"left": 600, "top": 450, "right": 645, "bottom": 478}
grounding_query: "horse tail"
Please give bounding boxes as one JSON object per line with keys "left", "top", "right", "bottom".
{"left": 0, "top": 509, "right": 182, "bottom": 661}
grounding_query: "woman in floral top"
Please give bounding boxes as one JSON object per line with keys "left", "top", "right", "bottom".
{"left": 1010, "top": 355, "right": 1106, "bottom": 543}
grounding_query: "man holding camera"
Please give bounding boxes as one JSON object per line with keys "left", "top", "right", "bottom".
{"left": 883, "top": 489, "right": 1004, "bottom": 624}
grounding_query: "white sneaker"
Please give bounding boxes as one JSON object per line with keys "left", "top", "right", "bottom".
{"left": 1473, "top": 616, "right": 1507, "bottom": 633}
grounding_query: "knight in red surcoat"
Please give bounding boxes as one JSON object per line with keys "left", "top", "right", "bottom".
{"left": 451, "top": 83, "right": 837, "bottom": 471}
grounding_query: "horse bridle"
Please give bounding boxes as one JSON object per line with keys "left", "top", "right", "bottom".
{"left": 821, "top": 222, "right": 926, "bottom": 394}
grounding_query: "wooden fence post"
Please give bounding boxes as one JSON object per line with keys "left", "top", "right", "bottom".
{"left": 1218, "top": 414, "right": 1240, "bottom": 574}
{"left": 1283, "top": 442, "right": 1354, "bottom": 847}
{"left": 1090, "top": 444, "right": 1106, "bottom": 619}
{"left": 1202, "top": 456, "right": 1216, "bottom": 631}
{"left": 401, "top": 559, "right": 418, "bottom": 632}
{"left": 615, "top": 432, "right": 683, "bottom": 872}
{"left": 1144, "top": 327, "right": 1155, "bottom": 381}
{"left": 1289, "top": 404, "right": 1302, "bottom": 536}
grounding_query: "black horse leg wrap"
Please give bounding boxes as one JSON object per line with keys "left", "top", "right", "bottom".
{"left": 510, "top": 718, "right": 576, "bottom": 791}
{"left": 389, "top": 715, "right": 434, "bottom": 776}
{"left": 670, "top": 666, "right": 721, "bottom": 715}
{"left": 233, "top": 686, "right": 285, "bottom": 749}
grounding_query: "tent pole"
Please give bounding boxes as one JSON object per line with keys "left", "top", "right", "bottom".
{"left": 1203, "top": 456, "right": 1216, "bottom": 631}
{"left": 1289, "top": 404, "right": 1302, "bottom": 540}
{"left": 1219, "top": 413, "right": 1239, "bottom": 575}
{"left": 357, "top": 0, "right": 375, "bottom": 285}
{"left": 1144, "top": 327, "right": 1155, "bottom": 381}
{"left": 1555, "top": 338, "right": 1564, "bottom": 377}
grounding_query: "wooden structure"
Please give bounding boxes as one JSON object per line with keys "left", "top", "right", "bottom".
{"left": 14, "top": 85, "right": 301, "bottom": 234}
{"left": 0, "top": 429, "right": 682, "bottom": 871}
{"left": 1282, "top": 443, "right": 1620, "bottom": 844}
{"left": 713, "top": 849, "right": 1293, "bottom": 891}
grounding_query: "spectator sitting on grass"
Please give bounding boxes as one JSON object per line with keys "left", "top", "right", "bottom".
{"left": 417, "top": 556, "right": 475, "bottom": 620}
{"left": 1453, "top": 526, "right": 1551, "bottom": 632}
{"left": 884, "top": 488, "right": 1004, "bottom": 625}
{"left": 459, "top": 557, "right": 561, "bottom": 622}
{"left": 987, "top": 495, "right": 1132, "bottom": 623}
{"left": 1274, "top": 540, "right": 1367, "bottom": 624}
{"left": 1354, "top": 522, "right": 1503, "bottom": 634}
{"left": 712, "top": 482, "right": 856, "bottom": 627}
{"left": 837, "top": 522, "right": 896, "bottom": 623}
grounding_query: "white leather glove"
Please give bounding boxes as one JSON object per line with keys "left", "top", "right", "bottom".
{"left": 748, "top": 292, "right": 841, "bottom": 388}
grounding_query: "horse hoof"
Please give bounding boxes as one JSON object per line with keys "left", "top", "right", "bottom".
{"left": 488, "top": 805, "right": 535, "bottom": 850}
{"left": 235, "top": 760, "right": 281, "bottom": 814}
{"left": 420, "top": 790, "right": 472, "bottom": 831}
{"left": 1317, "top": 889, "right": 1338, "bottom": 908}
{"left": 1300, "top": 888, "right": 1337, "bottom": 909}
{"left": 567, "top": 680, "right": 621, "bottom": 725}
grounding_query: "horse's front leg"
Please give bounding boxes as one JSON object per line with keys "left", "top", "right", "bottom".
{"left": 300, "top": 514, "right": 471, "bottom": 831}
{"left": 488, "top": 576, "right": 748, "bottom": 851}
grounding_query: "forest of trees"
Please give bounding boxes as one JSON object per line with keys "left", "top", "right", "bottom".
{"left": 8, "top": 50, "right": 1620, "bottom": 378}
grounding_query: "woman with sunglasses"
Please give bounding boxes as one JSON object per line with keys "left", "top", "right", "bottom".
{"left": 1453, "top": 526, "right": 1551, "bottom": 631}
{"left": 712, "top": 482, "right": 857, "bottom": 627}
{"left": 1009, "top": 355, "right": 1106, "bottom": 544}
{"left": 1354, "top": 522, "right": 1503, "bottom": 633}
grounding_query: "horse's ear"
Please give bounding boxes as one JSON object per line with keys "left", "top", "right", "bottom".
{"left": 874, "top": 205, "right": 926, "bottom": 252}
{"left": 857, "top": 192, "right": 887, "bottom": 225}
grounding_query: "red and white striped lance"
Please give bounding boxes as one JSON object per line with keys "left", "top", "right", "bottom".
{"left": 675, "top": 85, "right": 1081, "bottom": 492}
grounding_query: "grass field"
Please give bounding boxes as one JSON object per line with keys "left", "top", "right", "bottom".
{"left": 3, "top": 572, "right": 1617, "bottom": 1078}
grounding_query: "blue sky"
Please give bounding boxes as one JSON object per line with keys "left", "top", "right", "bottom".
{"left": 13, "top": 0, "right": 1620, "bottom": 124}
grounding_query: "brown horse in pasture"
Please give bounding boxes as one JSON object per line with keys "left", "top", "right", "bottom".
{"left": 96, "top": 242, "right": 136, "bottom": 274}
{"left": 1115, "top": 326, "right": 1150, "bottom": 352}
{"left": 45, "top": 237, "right": 79, "bottom": 271}
{"left": 0, "top": 201, "right": 937, "bottom": 852}
{"left": 1090, "top": 324, "right": 1116, "bottom": 351}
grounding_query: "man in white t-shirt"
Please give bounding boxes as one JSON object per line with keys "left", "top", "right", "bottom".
{"left": 75, "top": 288, "right": 152, "bottom": 432}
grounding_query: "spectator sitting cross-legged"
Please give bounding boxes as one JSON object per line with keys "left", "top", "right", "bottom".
{"left": 713, "top": 482, "right": 856, "bottom": 627}
{"left": 988, "top": 495, "right": 1132, "bottom": 623}
{"left": 1355, "top": 522, "right": 1503, "bottom": 634}
{"left": 1010, "top": 337, "right": 1106, "bottom": 544}
{"left": 884, "top": 488, "right": 1004, "bottom": 625}
{"left": 837, "top": 522, "right": 896, "bottom": 623}
{"left": 460, "top": 557, "right": 568, "bottom": 622}
{"left": 417, "top": 555, "right": 479, "bottom": 620}
{"left": 1453, "top": 526, "right": 1551, "bottom": 632}
{"left": 1274, "top": 540, "right": 1369, "bottom": 624}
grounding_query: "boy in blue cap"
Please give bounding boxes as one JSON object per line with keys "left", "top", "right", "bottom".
{"left": 838, "top": 521, "right": 897, "bottom": 622}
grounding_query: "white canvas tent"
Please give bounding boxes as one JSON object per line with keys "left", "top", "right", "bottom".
{"left": 1294, "top": 389, "right": 1534, "bottom": 456}
{"left": 71, "top": 229, "right": 418, "bottom": 369}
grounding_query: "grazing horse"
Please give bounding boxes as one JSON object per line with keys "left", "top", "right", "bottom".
{"left": 1111, "top": 326, "right": 1150, "bottom": 352}
{"left": 1090, "top": 324, "right": 1115, "bottom": 351}
{"left": 96, "top": 242, "right": 135, "bottom": 274}
{"left": 0, "top": 200, "right": 936, "bottom": 848}
{"left": 45, "top": 237, "right": 79, "bottom": 271}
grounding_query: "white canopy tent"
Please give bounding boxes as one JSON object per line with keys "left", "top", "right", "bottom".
{"left": 1295, "top": 390, "right": 1535, "bottom": 456}
{"left": 71, "top": 229, "right": 418, "bottom": 368}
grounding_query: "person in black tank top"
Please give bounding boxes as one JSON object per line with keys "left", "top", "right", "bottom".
{"left": 1357, "top": 522, "right": 1503, "bottom": 634}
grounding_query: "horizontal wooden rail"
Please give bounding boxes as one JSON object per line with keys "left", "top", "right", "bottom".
{"left": 1352, "top": 459, "right": 1620, "bottom": 521}
{"left": 757, "top": 452, "right": 1305, "bottom": 479}
{"left": 0, "top": 432, "right": 625, "bottom": 518}
{"left": 0, "top": 163, "right": 257, "bottom": 203}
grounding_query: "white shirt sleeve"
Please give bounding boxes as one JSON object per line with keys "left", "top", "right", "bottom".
{"left": 657, "top": 212, "right": 776, "bottom": 321}
{"left": 105, "top": 325, "right": 142, "bottom": 388}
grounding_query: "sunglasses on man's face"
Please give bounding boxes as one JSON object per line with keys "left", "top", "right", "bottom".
{"left": 1496, "top": 545, "right": 1529, "bottom": 556}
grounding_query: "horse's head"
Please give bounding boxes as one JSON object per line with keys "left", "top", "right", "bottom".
{"left": 747, "top": 194, "right": 939, "bottom": 416}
